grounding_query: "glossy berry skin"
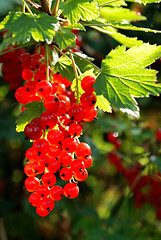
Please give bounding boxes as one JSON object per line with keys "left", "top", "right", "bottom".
{"left": 25, "top": 176, "right": 40, "bottom": 192}
{"left": 62, "top": 137, "right": 78, "bottom": 153}
{"left": 60, "top": 167, "right": 73, "bottom": 181}
{"left": 83, "top": 107, "right": 97, "bottom": 122}
{"left": 42, "top": 172, "right": 56, "bottom": 187}
{"left": 33, "top": 138, "right": 50, "bottom": 156}
{"left": 47, "top": 129, "right": 64, "bottom": 145}
{"left": 69, "top": 123, "right": 82, "bottom": 137}
{"left": 46, "top": 159, "right": 61, "bottom": 173}
{"left": 47, "top": 145, "right": 61, "bottom": 158}
{"left": 80, "top": 92, "right": 97, "bottom": 108}
{"left": 81, "top": 76, "right": 96, "bottom": 93}
{"left": 70, "top": 159, "right": 85, "bottom": 173}
{"left": 37, "top": 185, "right": 50, "bottom": 198}
{"left": 81, "top": 156, "right": 93, "bottom": 168}
{"left": 36, "top": 206, "right": 49, "bottom": 217}
{"left": 36, "top": 80, "right": 52, "bottom": 98}
{"left": 24, "top": 162, "right": 36, "bottom": 177}
{"left": 64, "top": 183, "right": 79, "bottom": 199}
{"left": 25, "top": 147, "right": 39, "bottom": 162}
{"left": 50, "top": 185, "right": 64, "bottom": 201}
{"left": 24, "top": 120, "right": 43, "bottom": 140}
{"left": 32, "top": 161, "right": 45, "bottom": 175}
{"left": 75, "top": 143, "right": 91, "bottom": 158}
{"left": 58, "top": 151, "right": 73, "bottom": 166}
{"left": 107, "top": 132, "right": 118, "bottom": 143}
{"left": 39, "top": 111, "right": 58, "bottom": 129}
{"left": 28, "top": 192, "right": 41, "bottom": 207}
{"left": 68, "top": 104, "right": 85, "bottom": 122}
{"left": 44, "top": 95, "right": 59, "bottom": 113}
{"left": 74, "top": 168, "right": 88, "bottom": 181}
{"left": 40, "top": 197, "right": 55, "bottom": 212}
{"left": 22, "top": 68, "right": 33, "bottom": 81}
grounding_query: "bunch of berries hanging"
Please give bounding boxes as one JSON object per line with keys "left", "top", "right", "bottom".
{"left": 15, "top": 46, "right": 97, "bottom": 217}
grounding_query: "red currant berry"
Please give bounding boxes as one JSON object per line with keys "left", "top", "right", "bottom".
{"left": 50, "top": 185, "right": 64, "bottom": 201}
{"left": 74, "top": 168, "right": 88, "bottom": 181}
{"left": 42, "top": 173, "right": 56, "bottom": 187}
{"left": 22, "top": 68, "right": 33, "bottom": 81}
{"left": 60, "top": 167, "right": 73, "bottom": 181}
{"left": 37, "top": 185, "right": 50, "bottom": 198}
{"left": 25, "top": 176, "right": 40, "bottom": 192}
{"left": 62, "top": 137, "right": 78, "bottom": 153}
{"left": 47, "top": 129, "right": 64, "bottom": 145}
{"left": 64, "top": 183, "right": 79, "bottom": 199}
{"left": 36, "top": 206, "right": 49, "bottom": 217}
{"left": 81, "top": 76, "right": 96, "bottom": 93}
{"left": 80, "top": 92, "right": 97, "bottom": 108}
{"left": 75, "top": 142, "right": 91, "bottom": 158}
{"left": 69, "top": 123, "right": 82, "bottom": 137}
{"left": 28, "top": 192, "right": 41, "bottom": 207}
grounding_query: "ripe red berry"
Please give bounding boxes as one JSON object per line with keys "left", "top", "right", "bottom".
{"left": 47, "top": 129, "right": 64, "bottom": 145}
{"left": 37, "top": 185, "right": 50, "bottom": 198}
{"left": 24, "top": 120, "right": 43, "bottom": 140}
{"left": 22, "top": 68, "right": 33, "bottom": 81}
{"left": 50, "top": 185, "right": 64, "bottom": 201}
{"left": 81, "top": 76, "right": 96, "bottom": 93}
{"left": 74, "top": 168, "right": 88, "bottom": 181}
{"left": 62, "top": 137, "right": 78, "bottom": 153}
{"left": 69, "top": 123, "right": 82, "bottom": 137}
{"left": 60, "top": 167, "right": 73, "bottom": 181}
{"left": 64, "top": 183, "right": 79, "bottom": 199}
{"left": 42, "top": 172, "right": 56, "bottom": 187}
{"left": 80, "top": 92, "right": 97, "bottom": 108}
{"left": 25, "top": 176, "right": 40, "bottom": 192}
{"left": 75, "top": 142, "right": 91, "bottom": 158}
{"left": 36, "top": 206, "right": 49, "bottom": 217}
{"left": 29, "top": 192, "right": 41, "bottom": 207}
{"left": 36, "top": 80, "right": 52, "bottom": 98}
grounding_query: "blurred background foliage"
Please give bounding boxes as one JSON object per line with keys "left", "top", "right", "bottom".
{"left": 1, "top": 1, "right": 161, "bottom": 240}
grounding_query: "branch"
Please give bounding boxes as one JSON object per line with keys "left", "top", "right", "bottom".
{"left": 39, "top": 0, "right": 52, "bottom": 14}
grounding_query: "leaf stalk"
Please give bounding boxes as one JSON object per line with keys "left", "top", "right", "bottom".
{"left": 70, "top": 52, "right": 79, "bottom": 103}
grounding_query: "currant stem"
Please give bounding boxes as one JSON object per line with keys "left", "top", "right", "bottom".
{"left": 45, "top": 44, "right": 50, "bottom": 82}
{"left": 68, "top": 50, "right": 101, "bottom": 72}
{"left": 52, "top": 0, "right": 60, "bottom": 16}
{"left": 22, "top": 0, "right": 34, "bottom": 15}
{"left": 39, "top": 0, "right": 52, "bottom": 14}
{"left": 70, "top": 52, "right": 79, "bottom": 104}
{"left": 22, "top": 0, "right": 26, "bottom": 13}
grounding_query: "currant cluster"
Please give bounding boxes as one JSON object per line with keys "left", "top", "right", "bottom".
{"left": 108, "top": 152, "right": 161, "bottom": 220}
{"left": 0, "top": 46, "right": 27, "bottom": 90}
{"left": 14, "top": 48, "right": 97, "bottom": 216}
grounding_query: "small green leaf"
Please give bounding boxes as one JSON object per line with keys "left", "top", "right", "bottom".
{"left": 99, "top": 7, "right": 146, "bottom": 22}
{"left": 16, "top": 101, "right": 45, "bottom": 132}
{"left": 96, "top": 0, "right": 127, "bottom": 6}
{"left": 55, "top": 26, "right": 76, "bottom": 50}
{"left": 109, "top": 22, "right": 161, "bottom": 33}
{"left": 96, "top": 95, "right": 112, "bottom": 112}
{"left": 55, "top": 53, "right": 94, "bottom": 81}
{"left": 93, "top": 26, "right": 143, "bottom": 47}
{"left": 60, "top": 0, "right": 99, "bottom": 24}
{"left": 95, "top": 43, "right": 161, "bottom": 117}
{"left": 0, "top": 12, "right": 58, "bottom": 47}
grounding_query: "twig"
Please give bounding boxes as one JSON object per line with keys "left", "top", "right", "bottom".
{"left": 70, "top": 52, "right": 79, "bottom": 103}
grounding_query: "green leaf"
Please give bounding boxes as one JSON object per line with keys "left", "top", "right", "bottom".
{"left": 65, "top": 23, "right": 86, "bottom": 31}
{"left": 60, "top": 0, "right": 99, "bottom": 24}
{"left": 97, "top": 0, "right": 127, "bottom": 6}
{"left": 96, "top": 95, "right": 112, "bottom": 112}
{"left": 55, "top": 53, "right": 94, "bottom": 80}
{"left": 93, "top": 26, "right": 143, "bottom": 47}
{"left": 99, "top": 7, "right": 146, "bottom": 22}
{"left": 16, "top": 101, "right": 45, "bottom": 132}
{"left": 95, "top": 43, "right": 161, "bottom": 117}
{"left": 0, "top": 12, "right": 58, "bottom": 46}
{"left": 127, "top": 0, "right": 161, "bottom": 4}
{"left": 109, "top": 22, "right": 161, "bottom": 33}
{"left": 55, "top": 26, "right": 76, "bottom": 50}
